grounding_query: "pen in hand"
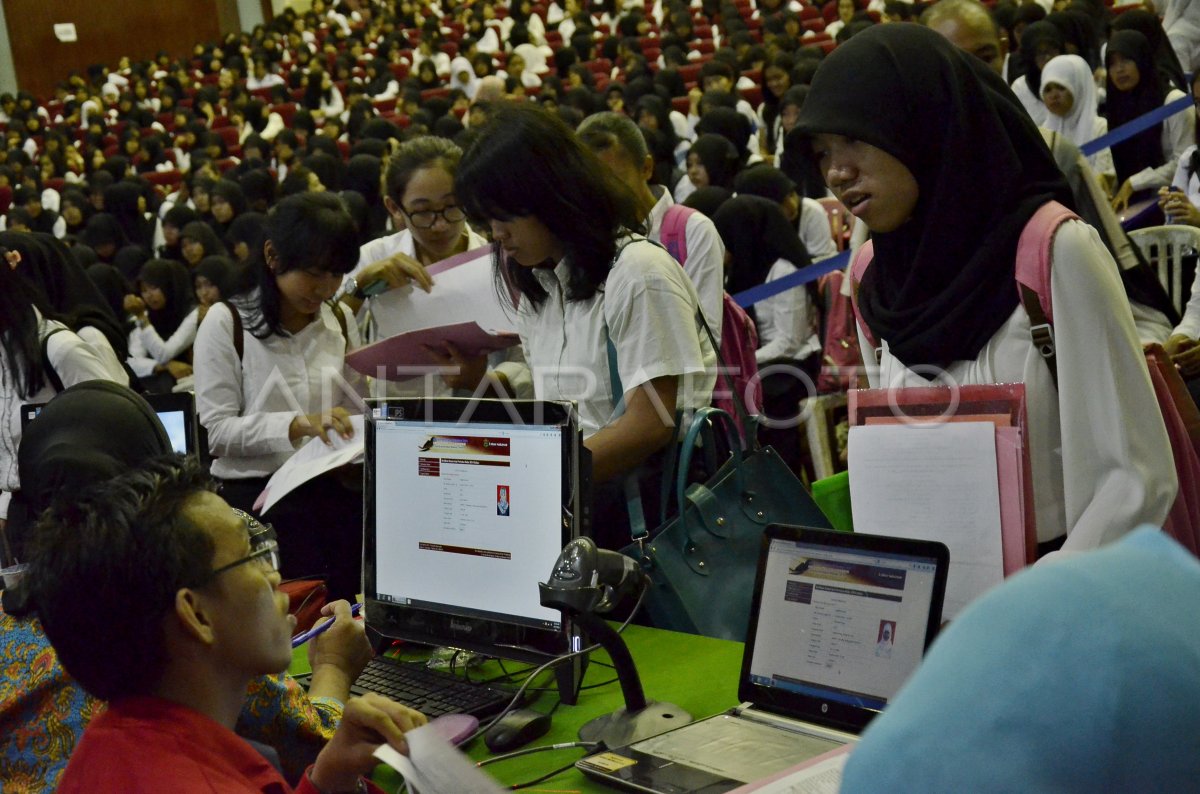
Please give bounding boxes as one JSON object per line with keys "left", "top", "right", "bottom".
{"left": 291, "top": 602, "right": 363, "bottom": 648}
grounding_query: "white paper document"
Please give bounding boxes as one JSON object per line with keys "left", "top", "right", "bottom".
{"left": 373, "top": 724, "right": 505, "bottom": 794}
{"left": 368, "top": 245, "right": 517, "bottom": 341}
{"left": 848, "top": 421, "right": 1004, "bottom": 619}
{"left": 254, "top": 415, "right": 365, "bottom": 513}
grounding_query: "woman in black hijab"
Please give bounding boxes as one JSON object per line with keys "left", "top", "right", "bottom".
{"left": 712, "top": 195, "right": 818, "bottom": 472}
{"left": 208, "top": 179, "right": 247, "bottom": 239}
{"left": 128, "top": 258, "right": 198, "bottom": 391}
{"left": 685, "top": 134, "right": 741, "bottom": 195}
{"left": 101, "top": 181, "right": 154, "bottom": 252}
{"left": 78, "top": 213, "right": 127, "bottom": 263}
{"left": 1012, "top": 21, "right": 1065, "bottom": 125}
{"left": 695, "top": 106, "right": 754, "bottom": 167}
{"left": 0, "top": 231, "right": 131, "bottom": 373}
{"left": 179, "top": 220, "right": 229, "bottom": 268}
{"left": 682, "top": 186, "right": 733, "bottom": 217}
{"left": 85, "top": 262, "right": 131, "bottom": 323}
{"left": 1106, "top": 29, "right": 1192, "bottom": 212}
{"left": 794, "top": 23, "right": 1175, "bottom": 556}
{"left": 1111, "top": 9, "right": 1188, "bottom": 94}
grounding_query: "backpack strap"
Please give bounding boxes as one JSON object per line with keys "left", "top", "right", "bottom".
{"left": 660, "top": 203, "right": 695, "bottom": 266}
{"left": 330, "top": 300, "right": 350, "bottom": 351}
{"left": 1014, "top": 200, "right": 1078, "bottom": 390}
{"left": 848, "top": 241, "right": 881, "bottom": 364}
{"left": 40, "top": 327, "right": 67, "bottom": 393}
{"left": 223, "top": 300, "right": 244, "bottom": 360}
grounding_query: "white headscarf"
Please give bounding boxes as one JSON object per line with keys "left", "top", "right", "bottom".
{"left": 1040, "top": 54, "right": 1102, "bottom": 148}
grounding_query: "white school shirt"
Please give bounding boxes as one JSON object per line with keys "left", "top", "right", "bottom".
{"left": 756, "top": 258, "right": 820, "bottom": 364}
{"left": 798, "top": 197, "right": 839, "bottom": 263}
{"left": 127, "top": 307, "right": 200, "bottom": 378}
{"left": 1012, "top": 76, "right": 1050, "bottom": 127}
{"left": 77, "top": 326, "right": 130, "bottom": 385}
{"left": 0, "top": 315, "right": 117, "bottom": 518}
{"left": 193, "top": 297, "right": 365, "bottom": 480}
{"left": 1169, "top": 146, "right": 1200, "bottom": 340}
{"left": 859, "top": 220, "right": 1176, "bottom": 550}
{"left": 512, "top": 239, "right": 717, "bottom": 437}
{"left": 1128, "top": 89, "right": 1195, "bottom": 193}
{"left": 646, "top": 188, "right": 725, "bottom": 340}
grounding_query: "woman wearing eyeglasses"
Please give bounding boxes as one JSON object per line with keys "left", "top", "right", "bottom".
{"left": 338, "top": 136, "right": 483, "bottom": 323}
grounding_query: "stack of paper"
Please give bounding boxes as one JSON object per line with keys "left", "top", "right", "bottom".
{"left": 346, "top": 245, "right": 520, "bottom": 381}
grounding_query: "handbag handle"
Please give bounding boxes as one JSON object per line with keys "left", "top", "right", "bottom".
{"left": 675, "top": 407, "right": 744, "bottom": 539}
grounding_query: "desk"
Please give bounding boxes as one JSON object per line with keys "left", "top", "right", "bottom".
{"left": 292, "top": 625, "right": 745, "bottom": 791}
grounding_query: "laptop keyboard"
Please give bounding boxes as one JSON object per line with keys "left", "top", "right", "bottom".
{"left": 349, "top": 655, "right": 512, "bottom": 718}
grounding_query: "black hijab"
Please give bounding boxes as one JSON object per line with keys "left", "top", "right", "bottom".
{"left": 688, "top": 134, "right": 741, "bottom": 190}
{"left": 695, "top": 107, "right": 754, "bottom": 164}
{"left": 0, "top": 231, "right": 131, "bottom": 360}
{"left": 181, "top": 220, "right": 229, "bottom": 263}
{"left": 1112, "top": 9, "right": 1188, "bottom": 94}
{"left": 713, "top": 194, "right": 813, "bottom": 297}
{"left": 18, "top": 381, "right": 169, "bottom": 520}
{"left": 1019, "top": 21, "right": 1065, "bottom": 99}
{"left": 195, "top": 255, "right": 240, "bottom": 301}
{"left": 1106, "top": 30, "right": 1167, "bottom": 186}
{"left": 79, "top": 213, "right": 128, "bottom": 259}
{"left": 5, "top": 380, "right": 171, "bottom": 613}
{"left": 113, "top": 244, "right": 150, "bottom": 282}
{"left": 85, "top": 263, "right": 131, "bottom": 321}
{"left": 137, "top": 258, "right": 196, "bottom": 338}
{"left": 682, "top": 186, "right": 733, "bottom": 217}
{"left": 795, "top": 24, "right": 1072, "bottom": 370}
{"left": 102, "top": 181, "right": 153, "bottom": 251}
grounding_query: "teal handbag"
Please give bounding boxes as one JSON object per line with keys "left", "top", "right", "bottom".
{"left": 621, "top": 406, "right": 832, "bottom": 642}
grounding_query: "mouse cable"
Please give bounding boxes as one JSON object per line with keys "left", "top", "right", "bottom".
{"left": 465, "top": 580, "right": 649, "bottom": 747}
{"left": 477, "top": 741, "right": 601, "bottom": 768}
{"left": 507, "top": 754, "right": 594, "bottom": 790}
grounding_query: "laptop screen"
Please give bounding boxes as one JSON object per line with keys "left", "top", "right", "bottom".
{"left": 740, "top": 526, "right": 948, "bottom": 732}
{"left": 363, "top": 398, "right": 584, "bottom": 656}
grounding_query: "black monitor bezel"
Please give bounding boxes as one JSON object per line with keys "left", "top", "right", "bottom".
{"left": 362, "top": 397, "right": 583, "bottom": 658}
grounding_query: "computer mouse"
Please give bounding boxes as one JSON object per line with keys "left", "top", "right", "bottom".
{"left": 483, "top": 707, "right": 553, "bottom": 753}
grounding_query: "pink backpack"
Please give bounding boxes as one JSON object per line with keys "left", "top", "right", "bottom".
{"left": 661, "top": 204, "right": 763, "bottom": 433}
{"left": 850, "top": 200, "right": 1200, "bottom": 555}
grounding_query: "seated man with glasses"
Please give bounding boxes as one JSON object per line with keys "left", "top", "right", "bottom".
{"left": 28, "top": 455, "right": 426, "bottom": 793}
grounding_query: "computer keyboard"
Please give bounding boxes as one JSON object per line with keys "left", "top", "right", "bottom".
{"left": 348, "top": 655, "right": 512, "bottom": 718}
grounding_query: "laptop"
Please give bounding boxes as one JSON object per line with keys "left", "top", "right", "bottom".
{"left": 21, "top": 391, "right": 197, "bottom": 456}
{"left": 577, "top": 524, "right": 949, "bottom": 793}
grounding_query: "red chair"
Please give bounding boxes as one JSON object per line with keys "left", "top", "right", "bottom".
{"left": 216, "top": 158, "right": 238, "bottom": 173}
{"left": 740, "top": 85, "right": 762, "bottom": 106}
{"left": 272, "top": 103, "right": 297, "bottom": 126}
{"left": 373, "top": 97, "right": 397, "bottom": 114}
{"left": 44, "top": 177, "right": 66, "bottom": 194}
{"left": 742, "top": 67, "right": 762, "bottom": 85}
{"left": 672, "top": 96, "right": 690, "bottom": 114}
{"left": 389, "top": 62, "right": 410, "bottom": 80}
{"left": 678, "top": 63, "right": 702, "bottom": 83}
{"left": 696, "top": 39, "right": 715, "bottom": 54}
{"left": 420, "top": 87, "right": 451, "bottom": 102}
{"left": 145, "top": 170, "right": 183, "bottom": 190}
{"left": 213, "top": 126, "right": 240, "bottom": 150}
{"left": 803, "top": 17, "right": 826, "bottom": 31}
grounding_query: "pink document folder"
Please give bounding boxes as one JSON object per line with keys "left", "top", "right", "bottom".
{"left": 850, "top": 384, "right": 1036, "bottom": 575}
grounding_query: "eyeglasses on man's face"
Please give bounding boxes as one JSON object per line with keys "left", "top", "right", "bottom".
{"left": 400, "top": 203, "right": 467, "bottom": 229}
{"left": 194, "top": 509, "right": 281, "bottom": 587}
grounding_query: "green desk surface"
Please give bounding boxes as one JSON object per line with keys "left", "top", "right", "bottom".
{"left": 291, "top": 624, "right": 745, "bottom": 792}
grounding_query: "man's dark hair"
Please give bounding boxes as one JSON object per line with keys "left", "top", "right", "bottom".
{"left": 29, "top": 455, "right": 217, "bottom": 701}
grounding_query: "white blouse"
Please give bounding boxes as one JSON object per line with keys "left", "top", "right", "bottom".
{"left": 193, "top": 298, "right": 365, "bottom": 480}
{"left": 859, "top": 220, "right": 1176, "bottom": 551}
{"left": 127, "top": 307, "right": 199, "bottom": 378}
{"left": 756, "top": 258, "right": 820, "bottom": 364}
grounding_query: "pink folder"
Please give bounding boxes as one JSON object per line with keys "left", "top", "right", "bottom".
{"left": 850, "top": 384, "right": 1036, "bottom": 575}
{"left": 345, "top": 323, "right": 519, "bottom": 381}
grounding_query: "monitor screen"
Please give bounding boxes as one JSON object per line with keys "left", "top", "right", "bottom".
{"left": 364, "top": 399, "right": 585, "bottom": 656}
{"left": 157, "top": 410, "right": 190, "bottom": 454}
{"left": 746, "top": 534, "right": 942, "bottom": 713}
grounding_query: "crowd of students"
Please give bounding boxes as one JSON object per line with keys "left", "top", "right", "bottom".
{"left": 1, "top": 0, "right": 1200, "bottom": 790}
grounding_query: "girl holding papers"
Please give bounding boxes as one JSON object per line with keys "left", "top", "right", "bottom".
{"left": 453, "top": 103, "right": 717, "bottom": 548}
{"left": 795, "top": 25, "right": 1175, "bottom": 556}
{"left": 193, "top": 192, "right": 366, "bottom": 598}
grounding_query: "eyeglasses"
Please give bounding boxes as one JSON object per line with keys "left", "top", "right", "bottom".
{"left": 194, "top": 509, "right": 280, "bottom": 586}
{"left": 400, "top": 203, "right": 467, "bottom": 229}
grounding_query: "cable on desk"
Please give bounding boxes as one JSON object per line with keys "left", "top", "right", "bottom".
{"left": 508, "top": 756, "right": 590, "bottom": 790}
{"left": 464, "top": 580, "right": 649, "bottom": 747}
{"left": 476, "top": 740, "right": 600, "bottom": 768}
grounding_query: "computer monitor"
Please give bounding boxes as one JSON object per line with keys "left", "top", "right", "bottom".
{"left": 20, "top": 391, "right": 196, "bottom": 456}
{"left": 363, "top": 398, "right": 588, "bottom": 667}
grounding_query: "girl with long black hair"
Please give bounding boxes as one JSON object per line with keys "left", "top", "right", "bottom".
{"left": 193, "top": 191, "right": 365, "bottom": 598}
